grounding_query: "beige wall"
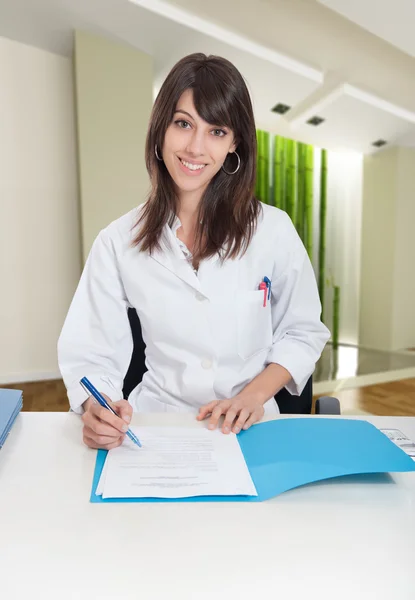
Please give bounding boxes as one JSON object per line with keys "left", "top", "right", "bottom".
{"left": 359, "top": 148, "right": 397, "bottom": 350}
{"left": 392, "top": 147, "right": 415, "bottom": 349}
{"left": 360, "top": 146, "right": 415, "bottom": 351}
{"left": 0, "top": 36, "right": 81, "bottom": 383}
{"left": 0, "top": 32, "right": 154, "bottom": 383}
{"left": 73, "top": 31, "right": 153, "bottom": 261}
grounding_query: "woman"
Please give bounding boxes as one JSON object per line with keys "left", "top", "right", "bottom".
{"left": 58, "top": 53, "right": 330, "bottom": 450}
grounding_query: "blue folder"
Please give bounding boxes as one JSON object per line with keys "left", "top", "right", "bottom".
{"left": 90, "top": 418, "right": 415, "bottom": 503}
{"left": 0, "top": 389, "right": 23, "bottom": 449}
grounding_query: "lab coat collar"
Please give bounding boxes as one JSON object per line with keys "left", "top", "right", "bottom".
{"left": 170, "top": 214, "right": 182, "bottom": 238}
{"left": 150, "top": 222, "right": 204, "bottom": 294}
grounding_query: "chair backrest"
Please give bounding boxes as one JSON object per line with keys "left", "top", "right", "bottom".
{"left": 123, "top": 308, "right": 147, "bottom": 400}
{"left": 123, "top": 308, "right": 312, "bottom": 414}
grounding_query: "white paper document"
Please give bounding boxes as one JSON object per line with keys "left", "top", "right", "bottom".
{"left": 381, "top": 429, "right": 415, "bottom": 460}
{"left": 96, "top": 427, "right": 257, "bottom": 499}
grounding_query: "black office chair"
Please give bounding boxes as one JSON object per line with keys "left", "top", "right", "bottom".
{"left": 123, "top": 308, "right": 340, "bottom": 415}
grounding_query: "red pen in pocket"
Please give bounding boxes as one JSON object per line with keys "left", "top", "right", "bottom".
{"left": 259, "top": 282, "right": 267, "bottom": 307}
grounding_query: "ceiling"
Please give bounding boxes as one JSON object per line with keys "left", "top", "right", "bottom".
{"left": 1, "top": 0, "right": 415, "bottom": 153}
{"left": 317, "top": 0, "right": 415, "bottom": 59}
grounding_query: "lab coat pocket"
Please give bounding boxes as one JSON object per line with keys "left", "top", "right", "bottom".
{"left": 237, "top": 290, "right": 273, "bottom": 360}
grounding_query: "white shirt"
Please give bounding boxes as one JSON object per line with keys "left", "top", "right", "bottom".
{"left": 58, "top": 203, "right": 330, "bottom": 416}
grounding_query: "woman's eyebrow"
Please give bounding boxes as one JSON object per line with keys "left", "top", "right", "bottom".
{"left": 174, "top": 109, "right": 228, "bottom": 130}
{"left": 174, "top": 109, "right": 194, "bottom": 120}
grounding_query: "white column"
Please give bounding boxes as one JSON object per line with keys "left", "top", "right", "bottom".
{"left": 359, "top": 146, "right": 415, "bottom": 351}
{"left": 74, "top": 31, "right": 153, "bottom": 261}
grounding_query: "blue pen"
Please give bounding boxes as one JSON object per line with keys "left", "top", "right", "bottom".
{"left": 80, "top": 377, "right": 142, "bottom": 448}
{"left": 263, "top": 276, "right": 272, "bottom": 300}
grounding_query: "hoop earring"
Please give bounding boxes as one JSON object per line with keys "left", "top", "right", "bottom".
{"left": 221, "top": 151, "right": 240, "bottom": 175}
{"left": 155, "top": 144, "right": 163, "bottom": 161}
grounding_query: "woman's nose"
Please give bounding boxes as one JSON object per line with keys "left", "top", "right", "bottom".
{"left": 185, "top": 130, "right": 205, "bottom": 156}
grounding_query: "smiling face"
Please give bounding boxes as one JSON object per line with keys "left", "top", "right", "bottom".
{"left": 161, "top": 89, "right": 236, "bottom": 199}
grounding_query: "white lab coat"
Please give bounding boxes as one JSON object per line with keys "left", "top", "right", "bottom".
{"left": 58, "top": 203, "right": 330, "bottom": 416}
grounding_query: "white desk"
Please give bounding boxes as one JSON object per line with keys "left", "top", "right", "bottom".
{"left": 0, "top": 413, "right": 414, "bottom": 600}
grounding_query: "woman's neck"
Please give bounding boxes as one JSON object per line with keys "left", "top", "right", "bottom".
{"left": 176, "top": 189, "right": 203, "bottom": 253}
{"left": 177, "top": 189, "right": 202, "bottom": 234}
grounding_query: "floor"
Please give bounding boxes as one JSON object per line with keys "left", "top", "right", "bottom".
{"left": 322, "top": 378, "right": 415, "bottom": 416}
{"left": 1, "top": 380, "right": 69, "bottom": 412}
{"left": 2, "top": 377, "right": 415, "bottom": 416}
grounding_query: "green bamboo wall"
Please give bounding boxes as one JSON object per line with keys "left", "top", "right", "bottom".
{"left": 319, "top": 148, "right": 327, "bottom": 322}
{"left": 255, "top": 131, "right": 340, "bottom": 346}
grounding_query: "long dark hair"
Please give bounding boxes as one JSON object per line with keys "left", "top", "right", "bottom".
{"left": 133, "top": 53, "right": 261, "bottom": 262}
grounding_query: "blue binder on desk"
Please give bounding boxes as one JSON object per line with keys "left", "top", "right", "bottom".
{"left": 91, "top": 418, "right": 415, "bottom": 503}
{"left": 0, "top": 389, "right": 23, "bottom": 448}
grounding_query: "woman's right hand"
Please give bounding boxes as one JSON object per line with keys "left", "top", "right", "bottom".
{"left": 81, "top": 395, "right": 133, "bottom": 450}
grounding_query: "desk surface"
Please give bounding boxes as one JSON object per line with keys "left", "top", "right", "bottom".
{"left": 1, "top": 412, "right": 414, "bottom": 600}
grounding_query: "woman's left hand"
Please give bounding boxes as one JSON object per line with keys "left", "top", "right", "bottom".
{"left": 197, "top": 393, "right": 265, "bottom": 434}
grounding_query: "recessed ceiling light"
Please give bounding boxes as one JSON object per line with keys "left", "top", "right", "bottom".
{"left": 372, "top": 139, "right": 387, "bottom": 147}
{"left": 271, "top": 103, "right": 291, "bottom": 114}
{"left": 307, "top": 116, "right": 325, "bottom": 126}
